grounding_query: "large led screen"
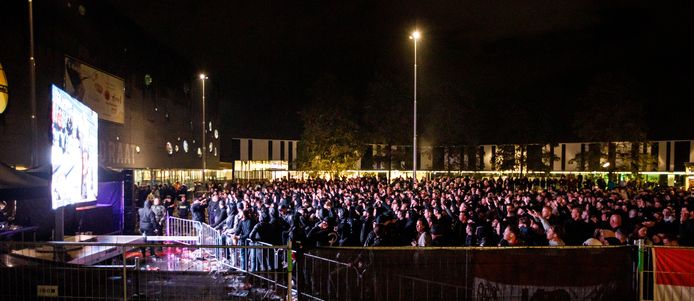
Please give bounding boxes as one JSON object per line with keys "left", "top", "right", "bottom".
{"left": 51, "top": 85, "right": 98, "bottom": 209}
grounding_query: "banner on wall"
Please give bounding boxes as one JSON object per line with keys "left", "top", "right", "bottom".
{"left": 64, "top": 56, "right": 125, "bottom": 124}
{"left": 654, "top": 247, "right": 694, "bottom": 301}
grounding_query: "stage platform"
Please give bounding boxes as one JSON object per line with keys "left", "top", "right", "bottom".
{"left": 11, "top": 234, "right": 198, "bottom": 265}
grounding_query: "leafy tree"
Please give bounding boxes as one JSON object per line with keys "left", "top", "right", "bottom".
{"left": 573, "top": 73, "right": 647, "bottom": 142}
{"left": 571, "top": 73, "right": 650, "bottom": 176}
{"left": 419, "top": 81, "right": 481, "bottom": 174}
{"left": 362, "top": 73, "right": 411, "bottom": 172}
{"left": 296, "top": 75, "right": 363, "bottom": 177}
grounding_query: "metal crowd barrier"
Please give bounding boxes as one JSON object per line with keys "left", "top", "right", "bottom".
{"left": 291, "top": 245, "right": 637, "bottom": 301}
{"left": 165, "top": 216, "right": 294, "bottom": 299}
{"left": 0, "top": 241, "right": 291, "bottom": 301}
{"left": 10, "top": 221, "right": 694, "bottom": 301}
{"left": 165, "top": 216, "right": 199, "bottom": 238}
{"left": 166, "top": 216, "right": 223, "bottom": 260}
{"left": 198, "top": 222, "right": 223, "bottom": 259}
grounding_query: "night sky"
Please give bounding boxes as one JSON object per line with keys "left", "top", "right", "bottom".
{"left": 109, "top": 1, "right": 694, "bottom": 142}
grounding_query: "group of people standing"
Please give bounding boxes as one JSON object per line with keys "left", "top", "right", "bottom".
{"left": 136, "top": 176, "right": 694, "bottom": 260}
{"left": 136, "top": 196, "right": 172, "bottom": 257}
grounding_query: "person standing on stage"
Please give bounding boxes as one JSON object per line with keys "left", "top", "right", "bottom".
{"left": 138, "top": 200, "right": 157, "bottom": 258}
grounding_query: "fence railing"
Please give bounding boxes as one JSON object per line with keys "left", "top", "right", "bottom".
{"left": 3, "top": 221, "right": 694, "bottom": 301}
{"left": 291, "top": 245, "right": 637, "bottom": 301}
{"left": 0, "top": 240, "right": 290, "bottom": 301}
{"left": 166, "top": 216, "right": 224, "bottom": 260}
{"left": 165, "top": 216, "right": 295, "bottom": 299}
{"left": 165, "top": 215, "right": 199, "bottom": 238}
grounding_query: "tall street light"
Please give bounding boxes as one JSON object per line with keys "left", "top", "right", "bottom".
{"left": 409, "top": 30, "right": 420, "bottom": 181}
{"left": 199, "top": 73, "right": 208, "bottom": 183}
{"left": 29, "top": 0, "right": 38, "bottom": 168}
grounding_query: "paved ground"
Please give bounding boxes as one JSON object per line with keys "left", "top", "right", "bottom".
{"left": 125, "top": 246, "right": 289, "bottom": 300}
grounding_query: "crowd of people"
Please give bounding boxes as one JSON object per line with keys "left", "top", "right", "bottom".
{"left": 135, "top": 176, "right": 694, "bottom": 252}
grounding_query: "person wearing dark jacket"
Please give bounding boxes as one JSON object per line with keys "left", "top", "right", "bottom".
{"left": 191, "top": 198, "right": 207, "bottom": 223}
{"left": 177, "top": 195, "right": 190, "bottom": 219}
{"left": 564, "top": 208, "right": 591, "bottom": 245}
{"left": 163, "top": 195, "right": 175, "bottom": 217}
{"left": 138, "top": 200, "right": 157, "bottom": 258}
{"left": 336, "top": 208, "right": 357, "bottom": 246}
{"left": 207, "top": 194, "right": 219, "bottom": 225}
{"left": 223, "top": 204, "right": 238, "bottom": 231}
{"left": 234, "top": 209, "right": 256, "bottom": 270}
{"left": 308, "top": 218, "right": 336, "bottom": 247}
{"left": 211, "top": 201, "right": 228, "bottom": 230}
{"left": 679, "top": 205, "right": 694, "bottom": 246}
{"left": 250, "top": 213, "right": 275, "bottom": 243}
{"left": 249, "top": 213, "right": 275, "bottom": 271}
{"left": 234, "top": 210, "right": 256, "bottom": 242}
{"left": 219, "top": 204, "right": 238, "bottom": 260}
{"left": 288, "top": 213, "right": 308, "bottom": 293}
{"left": 360, "top": 209, "right": 374, "bottom": 245}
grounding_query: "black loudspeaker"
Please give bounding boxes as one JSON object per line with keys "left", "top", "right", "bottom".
{"left": 122, "top": 170, "right": 136, "bottom": 234}
{"left": 123, "top": 170, "right": 134, "bottom": 207}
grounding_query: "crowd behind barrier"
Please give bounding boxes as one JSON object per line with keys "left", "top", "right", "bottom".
{"left": 137, "top": 175, "right": 694, "bottom": 252}
{"left": 128, "top": 175, "right": 694, "bottom": 300}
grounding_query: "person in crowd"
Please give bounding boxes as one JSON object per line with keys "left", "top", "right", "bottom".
{"left": 233, "top": 209, "right": 257, "bottom": 270}
{"left": 151, "top": 197, "right": 166, "bottom": 234}
{"left": 360, "top": 208, "right": 374, "bottom": 246}
{"left": 191, "top": 197, "right": 208, "bottom": 223}
{"left": 177, "top": 195, "right": 190, "bottom": 219}
{"left": 235, "top": 208, "right": 255, "bottom": 242}
{"left": 563, "top": 207, "right": 591, "bottom": 245}
{"left": 412, "top": 218, "right": 431, "bottom": 247}
{"left": 138, "top": 200, "right": 157, "bottom": 258}
{"left": 211, "top": 200, "right": 228, "bottom": 231}
{"left": 460, "top": 223, "right": 475, "bottom": 246}
{"left": 163, "top": 195, "right": 175, "bottom": 217}
{"left": 499, "top": 225, "right": 523, "bottom": 246}
{"left": 249, "top": 212, "right": 276, "bottom": 270}
{"left": 309, "top": 217, "right": 336, "bottom": 247}
{"left": 545, "top": 224, "right": 565, "bottom": 246}
{"left": 679, "top": 204, "right": 694, "bottom": 246}
{"left": 207, "top": 193, "right": 220, "bottom": 226}
{"left": 336, "top": 208, "right": 355, "bottom": 246}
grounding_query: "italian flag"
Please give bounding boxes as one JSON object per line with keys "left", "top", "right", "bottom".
{"left": 654, "top": 248, "right": 694, "bottom": 300}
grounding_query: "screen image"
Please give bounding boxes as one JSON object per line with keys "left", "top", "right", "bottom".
{"left": 51, "top": 85, "right": 98, "bottom": 209}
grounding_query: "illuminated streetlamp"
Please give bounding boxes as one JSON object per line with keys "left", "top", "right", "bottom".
{"left": 409, "top": 30, "right": 421, "bottom": 180}
{"left": 199, "top": 73, "right": 208, "bottom": 182}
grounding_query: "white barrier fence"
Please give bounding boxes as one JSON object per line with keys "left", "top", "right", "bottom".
{"left": 166, "top": 216, "right": 223, "bottom": 259}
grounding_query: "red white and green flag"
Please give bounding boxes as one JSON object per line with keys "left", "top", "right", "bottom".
{"left": 654, "top": 247, "right": 694, "bottom": 300}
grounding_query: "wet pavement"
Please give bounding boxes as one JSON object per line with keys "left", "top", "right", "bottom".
{"left": 123, "top": 246, "right": 289, "bottom": 300}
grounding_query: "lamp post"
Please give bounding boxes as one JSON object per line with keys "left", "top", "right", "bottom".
{"left": 409, "top": 30, "right": 420, "bottom": 181}
{"left": 29, "top": 0, "right": 38, "bottom": 168}
{"left": 199, "top": 73, "right": 208, "bottom": 183}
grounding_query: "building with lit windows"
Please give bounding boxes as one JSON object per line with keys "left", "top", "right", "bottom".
{"left": 0, "top": 1, "right": 220, "bottom": 186}
{"left": 219, "top": 137, "right": 299, "bottom": 180}
{"left": 361, "top": 140, "right": 694, "bottom": 188}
